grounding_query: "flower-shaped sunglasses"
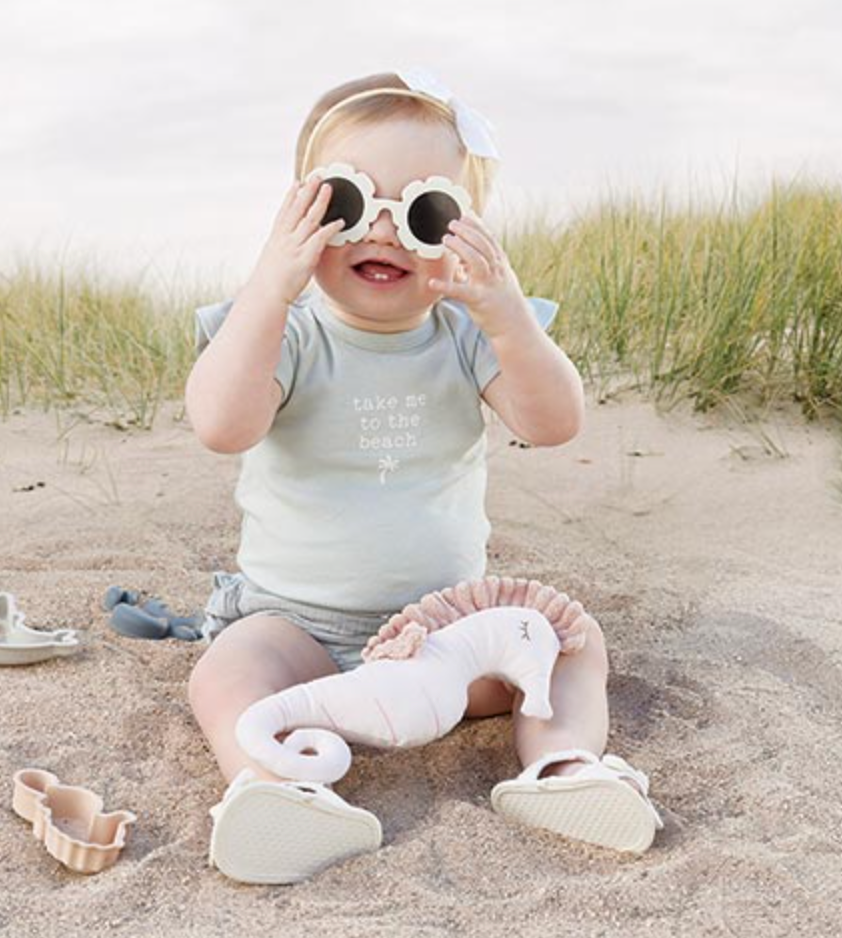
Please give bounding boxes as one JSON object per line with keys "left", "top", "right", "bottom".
{"left": 305, "top": 161, "right": 473, "bottom": 259}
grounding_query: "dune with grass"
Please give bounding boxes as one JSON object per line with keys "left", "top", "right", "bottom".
{"left": 1, "top": 185, "right": 841, "bottom": 936}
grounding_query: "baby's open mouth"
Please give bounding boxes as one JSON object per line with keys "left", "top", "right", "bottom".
{"left": 352, "top": 261, "right": 410, "bottom": 284}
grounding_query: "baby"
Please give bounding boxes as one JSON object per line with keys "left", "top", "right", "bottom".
{"left": 185, "top": 67, "right": 662, "bottom": 885}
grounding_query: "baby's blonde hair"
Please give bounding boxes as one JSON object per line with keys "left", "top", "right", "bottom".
{"left": 295, "top": 72, "right": 498, "bottom": 215}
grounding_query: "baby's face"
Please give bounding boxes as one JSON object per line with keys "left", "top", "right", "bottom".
{"left": 312, "top": 118, "right": 468, "bottom": 332}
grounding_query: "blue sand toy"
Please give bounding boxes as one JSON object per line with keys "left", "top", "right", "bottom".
{"left": 104, "top": 587, "right": 203, "bottom": 642}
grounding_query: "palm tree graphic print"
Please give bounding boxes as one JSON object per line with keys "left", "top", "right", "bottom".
{"left": 378, "top": 455, "right": 400, "bottom": 484}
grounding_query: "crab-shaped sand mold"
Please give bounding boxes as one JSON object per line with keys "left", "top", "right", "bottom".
{"left": 12, "top": 769, "right": 137, "bottom": 874}
{"left": 363, "top": 576, "right": 596, "bottom": 662}
{"left": 0, "top": 593, "right": 80, "bottom": 666}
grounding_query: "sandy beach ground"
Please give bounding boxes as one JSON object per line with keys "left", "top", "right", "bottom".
{"left": 1, "top": 396, "right": 841, "bottom": 937}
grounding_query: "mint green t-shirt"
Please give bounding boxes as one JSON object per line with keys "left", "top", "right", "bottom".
{"left": 195, "top": 286, "right": 558, "bottom": 614}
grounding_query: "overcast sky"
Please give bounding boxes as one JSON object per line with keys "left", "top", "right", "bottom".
{"left": 2, "top": 0, "right": 839, "bottom": 288}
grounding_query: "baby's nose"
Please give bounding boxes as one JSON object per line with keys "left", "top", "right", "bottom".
{"left": 366, "top": 206, "right": 401, "bottom": 244}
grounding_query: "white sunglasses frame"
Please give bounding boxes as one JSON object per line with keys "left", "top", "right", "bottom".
{"left": 304, "top": 161, "right": 473, "bottom": 259}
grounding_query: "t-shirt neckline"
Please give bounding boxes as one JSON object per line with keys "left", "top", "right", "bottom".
{"left": 309, "top": 286, "right": 439, "bottom": 352}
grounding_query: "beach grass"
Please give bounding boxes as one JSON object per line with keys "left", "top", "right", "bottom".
{"left": 1, "top": 179, "right": 841, "bottom": 429}
{"left": 0, "top": 260, "right": 208, "bottom": 429}
{"left": 503, "top": 177, "right": 842, "bottom": 420}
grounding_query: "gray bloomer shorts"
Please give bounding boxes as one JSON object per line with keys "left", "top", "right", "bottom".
{"left": 200, "top": 571, "right": 397, "bottom": 672}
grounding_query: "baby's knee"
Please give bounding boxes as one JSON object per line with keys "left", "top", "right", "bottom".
{"left": 187, "top": 646, "right": 227, "bottom": 722}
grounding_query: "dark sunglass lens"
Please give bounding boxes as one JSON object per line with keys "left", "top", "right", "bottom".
{"left": 407, "top": 190, "right": 461, "bottom": 245}
{"left": 321, "top": 176, "right": 364, "bottom": 230}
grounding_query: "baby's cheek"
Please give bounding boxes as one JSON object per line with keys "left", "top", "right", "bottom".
{"left": 426, "top": 253, "right": 458, "bottom": 282}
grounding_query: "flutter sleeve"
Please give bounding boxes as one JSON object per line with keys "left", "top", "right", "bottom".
{"left": 465, "top": 296, "right": 560, "bottom": 394}
{"left": 194, "top": 299, "right": 300, "bottom": 409}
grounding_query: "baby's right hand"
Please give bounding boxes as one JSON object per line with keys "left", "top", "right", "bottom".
{"left": 248, "top": 177, "right": 345, "bottom": 303}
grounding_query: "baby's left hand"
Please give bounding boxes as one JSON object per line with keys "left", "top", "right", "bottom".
{"left": 428, "top": 213, "right": 529, "bottom": 338}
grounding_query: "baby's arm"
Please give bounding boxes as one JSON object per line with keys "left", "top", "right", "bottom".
{"left": 186, "top": 280, "right": 287, "bottom": 453}
{"left": 186, "top": 178, "right": 343, "bottom": 453}
{"left": 481, "top": 320, "right": 585, "bottom": 447}
{"left": 432, "top": 213, "right": 585, "bottom": 447}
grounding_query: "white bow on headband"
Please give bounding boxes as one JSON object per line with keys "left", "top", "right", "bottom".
{"left": 396, "top": 66, "right": 502, "bottom": 161}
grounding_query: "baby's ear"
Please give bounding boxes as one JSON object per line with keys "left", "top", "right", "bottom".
{"left": 361, "top": 622, "right": 428, "bottom": 662}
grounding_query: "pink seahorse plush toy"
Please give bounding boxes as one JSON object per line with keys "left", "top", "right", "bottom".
{"left": 235, "top": 578, "right": 595, "bottom": 784}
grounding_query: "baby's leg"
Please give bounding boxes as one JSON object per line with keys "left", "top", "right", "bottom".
{"left": 494, "top": 623, "right": 663, "bottom": 852}
{"left": 188, "top": 613, "right": 340, "bottom": 784}
{"left": 512, "top": 620, "right": 609, "bottom": 768}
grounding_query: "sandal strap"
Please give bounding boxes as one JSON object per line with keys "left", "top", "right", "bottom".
{"left": 601, "top": 754, "right": 665, "bottom": 830}
{"left": 601, "top": 754, "right": 651, "bottom": 796}
{"left": 516, "top": 748, "right": 601, "bottom": 783}
{"left": 514, "top": 750, "right": 665, "bottom": 831}
{"left": 219, "top": 767, "right": 340, "bottom": 806}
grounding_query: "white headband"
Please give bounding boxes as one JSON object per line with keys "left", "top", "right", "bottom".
{"left": 395, "top": 66, "right": 502, "bottom": 161}
{"left": 301, "top": 66, "right": 502, "bottom": 174}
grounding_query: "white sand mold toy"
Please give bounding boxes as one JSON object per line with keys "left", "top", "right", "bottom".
{"left": 0, "top": 592, "right": 81, "bottom": 665}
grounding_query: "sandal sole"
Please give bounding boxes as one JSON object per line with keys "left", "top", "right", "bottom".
{"left": 491, "top": 777, "right": 657, "bottom": 853}
{"left": 209, "top": 782, "right": 382, "bottom": 884}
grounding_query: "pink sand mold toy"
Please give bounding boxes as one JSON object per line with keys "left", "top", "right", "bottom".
{"left": 12, "top": 768, "right": 137, "bottom": 874}
{"left": 0, "top": 592, "right": 80, "bottom": 666}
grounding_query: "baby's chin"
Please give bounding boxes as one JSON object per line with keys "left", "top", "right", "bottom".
{"left": 317, "top": 275, "right": 440, "bottom": 332}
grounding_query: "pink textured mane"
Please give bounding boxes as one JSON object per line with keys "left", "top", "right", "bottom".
{"left": 363, "top": 576, "right": 591, "bottom": 662}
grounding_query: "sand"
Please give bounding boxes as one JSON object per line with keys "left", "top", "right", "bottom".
{"left": 1, "top": 395, "right": 841, "bottom": 937}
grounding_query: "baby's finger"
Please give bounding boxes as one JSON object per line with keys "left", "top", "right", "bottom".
{"left": 296, "top": 182, "right": 335, "bottom": 234}
{"left": 447, "top": 218, "right": 499, "bottom": 268}
{"left": 274, "top": 178, "right": 320, "bottom": 233}
{"left": 317, "top": 218, "right": 346, "bottom": 242}
{"left": 284, "top": 178, "right": 328, "bottom": 234}
{"left": 441, "top": 232, "right": 485, "bottom": 278}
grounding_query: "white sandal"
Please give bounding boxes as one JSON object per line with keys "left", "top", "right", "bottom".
{"left": 209, "top": 769, "right": 382, "bottom": 884}
{"left": 490, "top": 748, "right": 664, "bottom": 853}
